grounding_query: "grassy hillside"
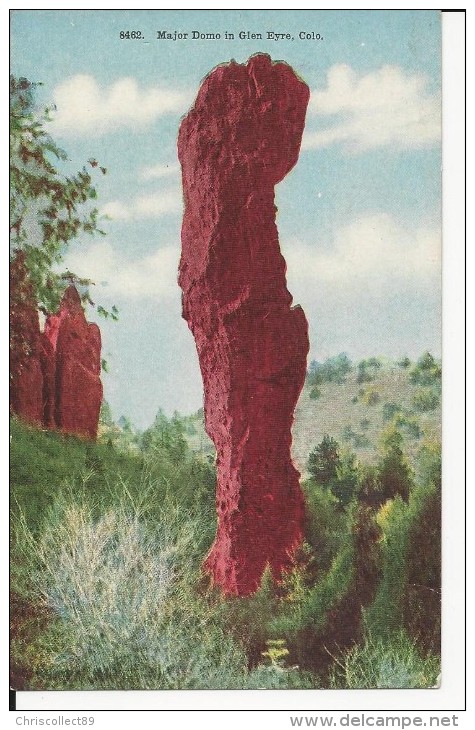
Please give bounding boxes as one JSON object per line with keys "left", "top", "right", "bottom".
{"left": 10, "top": 417, "right": 144, "bottom": 534}
{"left": 293, "top": 364, "right": 441, "bottom": 476}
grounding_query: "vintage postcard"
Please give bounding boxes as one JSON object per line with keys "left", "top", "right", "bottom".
{"left": 10, "top": 8, "right": 448, "bottom": 703}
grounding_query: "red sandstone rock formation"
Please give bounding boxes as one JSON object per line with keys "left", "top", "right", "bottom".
{"left": 10, "top": 252, "right": 102, "bottom": 440}
{"left": 45, "top": 287, "right": 103, "bottom": 440}
{"left": 178, "top": 54, "right": 310, "bottom": 595}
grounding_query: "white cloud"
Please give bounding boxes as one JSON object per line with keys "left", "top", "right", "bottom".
{"left": 51, "top": 75, "right": 190, "bottom": 136}
{"left": 100, "top": 201, "right": 132, "bottom": 221}
{"left": 102, "top": 188, "right": 182, "bottom": 221}
{"left": 281, "top": 213, "right": 441, "bottom": 364}
{"left": 62, "top": 240, "right": 180, "bottom": 302}
{"left": 283, "top": 213, "right": 440, "bottom": 295}
{"left": 139, "top": 163, "right": 180, "bottom": 181}
{"left": 134, "top": 190, "right": 182, "bottom": 217}
{"left": 303, "top": 64, "right": 441, "bottom": 152}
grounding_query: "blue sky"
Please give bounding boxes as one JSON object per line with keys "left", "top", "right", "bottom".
{"left": 10, "top": 9, "right": 442, "bottom": 428}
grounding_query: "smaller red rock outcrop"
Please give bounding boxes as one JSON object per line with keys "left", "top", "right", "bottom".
{"left": 10, "top": 254, "right": 102, "bottom": 441}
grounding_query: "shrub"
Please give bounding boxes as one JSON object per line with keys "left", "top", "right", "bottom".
{"left": 353, "top": 433, "right": 371, "bottom": 448}
{"left": 273, "top": 504, "right": 381, "bottom": 678}
{"left": 140, "top": 409, "right": 188, "bottom": 464}
{"left": 341, "top": 427, "right": 369, "bottom": 449}
{"left": 382, "top": 405, "right": 421, "bottom": 439}
{"left": 382, "top": 402, "right": 402, "bottom": 422}
{"left": 356, "top": 367, "right": 373, "bottom": 384}
{"left": 412, "top": 388, "right": 440, "bottom": 412}
{"left": 12, "top": 493, "right": 249, "bottom": 689}
{"left": 309, "top": 386, "right": 321, "bottom": 400}
{"left": 223, "top": 565, "right": 278, "bottom": 667}
{"left": 219, "top": 567, "right": 318, "bottom": 687}
{"left": 409, "top": 352, "right": 441, "bottom": 386}
{"left": 378, "top": 427, "right": 413, "bottom": 503}
{"left": 358, "top": 387, "right": 380, "bottom": 406}
{"left": 403, "top": 485, "right": 441, "bottom": 654}
{"left": 302, "top": 483, "right": 348, "bottom": 576}
{"left": 333, "top": 451, "right": 359, "bottom": 507}
{"left": 358, "top": 465, "right": 386, "bottom": 509}
{"left": 307, "top": 437, "right": 360, "bottom": 508}
{"left": 365, "top": 479, "right": 439, "bottom": 652}
{"left": 416, "top": 439, "right": 442, "bottom": 490}
{"left": 398, "top": 356, "right": 411, "bottom": 369}
{"left": 99, "top": 400, "right": 114, "bottom": 427}
{"left": 403, "top": 441, "right": 441, "bottom": 654}
{"left": 356, "top": 427, "right": 414, "bottom": 508}
{"left": 366, "top": 493, "right": 418, "bottom": 639}
{"left": 271, "top": 530, "right": 355, "bottom": 672}
{"left": 356, "top": 358, "right": 382, "bottom": 384}
{"left": 396, "top": 414, "right": 421, "bottom": 440}
{"left": 341, "top": 425, "right": 355, "bottom": 443}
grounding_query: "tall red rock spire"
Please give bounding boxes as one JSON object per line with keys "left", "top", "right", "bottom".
{"left": 178, "top": 54, "right": 310, "bottom": 595}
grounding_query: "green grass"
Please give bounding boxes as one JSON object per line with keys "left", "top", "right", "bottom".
{"left": 10, "top": 416, "right": 144, "bottom": 535}
{"left": 329, "top": 631, "right": 440, "bottom": 689}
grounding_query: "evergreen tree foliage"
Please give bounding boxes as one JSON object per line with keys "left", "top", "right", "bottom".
{"left": 379, "top": 427, "right": 413, "bottom": 503}
{"left": 307, "top": 434, "right": 341, "bottom": 485}
{"left": 333, "top": 451, "right": 359, "bottom": 507}
{"left": 307, "top": 353, "right": 352, "bottom": 386}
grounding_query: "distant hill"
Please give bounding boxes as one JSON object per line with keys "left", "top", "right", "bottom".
{"left": 293, "top": 364, "right": 441, "bottom": 475}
